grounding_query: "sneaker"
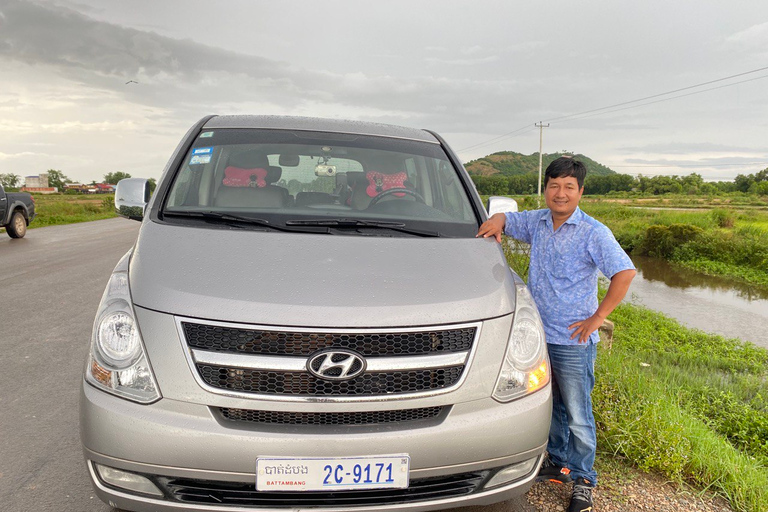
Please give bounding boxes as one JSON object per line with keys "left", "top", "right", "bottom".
{"left": 569, "top": 477, "right": 594, "bottom": 512}
{"left": 536, "top": 455, "right": 572, "bottom": 484}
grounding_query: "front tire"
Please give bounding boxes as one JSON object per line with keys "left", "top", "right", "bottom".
{"left": 6, "top": 211, "right": 27, "bottom": 238}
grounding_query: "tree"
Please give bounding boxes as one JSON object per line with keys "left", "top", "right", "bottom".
{"left": 0, "top": 173, "right": 21, "bottom": 189}
{"left": 104, "top": 171, "right": 132, "bottom": 184}
{"left": 148, "top": 177, "right": 157, "bottom": 194}
{"left": 46, "top": 169, "right": 72, "bottom": 191}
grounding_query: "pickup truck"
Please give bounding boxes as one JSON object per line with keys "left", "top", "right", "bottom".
{"left": 0, "top": 184, "right": 35, "bottom": 238}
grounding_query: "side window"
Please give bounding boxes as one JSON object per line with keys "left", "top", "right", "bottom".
{"left": 167, "top": 167, "right": 193, "bottom": 207}
{"left": 436, "top": 160, "right": 471, "bottom": 221}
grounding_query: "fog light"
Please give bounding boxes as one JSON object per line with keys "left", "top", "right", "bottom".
{"left": 483, "top": 456, "right": 540, "bottom": 489}
{"left": 94, "top": 463, "right": 163, "bottom": 497}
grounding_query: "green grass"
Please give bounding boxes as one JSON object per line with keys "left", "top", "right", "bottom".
{"left": 594, "top": 303, "right": 768, "bottom": 512}
{"left": 10, "top": 193, "right": 117, "bottom": 230}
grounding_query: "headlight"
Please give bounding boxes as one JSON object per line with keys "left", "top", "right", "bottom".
{"left": 493, "top": 282, "right": 550, "bottom": 402}
{"left": 85, "top": 252, "right": 160, "bottom": 404}
{"left": 95, "top": 308, "right": 141, "bottom": 369}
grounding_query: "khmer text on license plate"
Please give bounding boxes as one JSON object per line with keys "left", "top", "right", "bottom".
{"left": 256, "top": 455, "right": 410, "bottom": 491}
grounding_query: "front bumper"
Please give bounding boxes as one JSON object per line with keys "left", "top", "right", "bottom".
{"left": 81, "top": 380, "right": 550, "bottom": 512}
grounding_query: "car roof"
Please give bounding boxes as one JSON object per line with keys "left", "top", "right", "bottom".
{"left": 202, "top": 115, "right": 439, "bottom": 144}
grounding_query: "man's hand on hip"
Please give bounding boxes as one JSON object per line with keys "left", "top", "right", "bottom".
{"left": 476, "top": 213, "right": 506, "bottom": 243}
{"left": 568, "top": 314, "right": 605, "bottom": 344}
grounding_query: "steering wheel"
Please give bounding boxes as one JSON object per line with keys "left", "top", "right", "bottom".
{"left": 368, "top": 188, "right": 425, "bottom": 206}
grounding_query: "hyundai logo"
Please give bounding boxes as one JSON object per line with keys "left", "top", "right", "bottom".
{"left": 306, "top": 349, "right": 366, "bottom": 381}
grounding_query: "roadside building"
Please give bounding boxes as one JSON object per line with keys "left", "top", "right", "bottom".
{"left": 22, "top": 172, "right": 58, "bottom": 194}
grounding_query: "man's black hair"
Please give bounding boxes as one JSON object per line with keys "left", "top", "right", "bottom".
{"left": 544, "top": 157, "right": 587, "bottom": 189}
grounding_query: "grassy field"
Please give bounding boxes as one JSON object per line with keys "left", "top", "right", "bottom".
{"left": 1, "top": 193, "right": 117, "bottom": 233}
{"left": 595, "top": 301, "right": 768, "bottom": 512}
{"left": 580, "top": 200, "right": 768, "bottom": 288}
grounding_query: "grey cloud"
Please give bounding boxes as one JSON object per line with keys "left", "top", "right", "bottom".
{"left": 0, "top": 0, "right": 289, "bottom": 82}
{"left": 425, "top": 56, "right": 499, "bottom": 66}
{"left": 619, "top": 142, "right": 768, "bottom": 154}
{"left": 460, "top": 45, "right": 483, "bottom": 55}
{"left": 625, "top": 156, "right": 768, "bottom": 167}
{"left": 726, "top": 21, "right": 768, "bottom": 47}
{"left": 0, "top": 0, "right": 545, "bottom": 132}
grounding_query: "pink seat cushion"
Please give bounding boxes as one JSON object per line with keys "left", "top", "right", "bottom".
{"left": 222, "top": 167, "right": 268, "bottom": 188}
{"left": 365, "top": 171, "right": 408, "bottom": 197}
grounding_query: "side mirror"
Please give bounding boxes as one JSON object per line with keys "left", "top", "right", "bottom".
{"left": 486, "top": 196, "right": 518, "bottom": 217}
{"left": 115, "top": 178, "right": 149, "bottom": 221}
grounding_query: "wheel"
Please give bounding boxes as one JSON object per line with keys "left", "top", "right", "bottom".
{"left": 368, "top": 188, "right": 425, "bottom": 207}
{"left": 6, "top": 211, "right": 27, "bottom": 238}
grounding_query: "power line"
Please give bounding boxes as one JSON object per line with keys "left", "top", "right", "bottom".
{"left": 553, "top": 74, "right": 768, "bottom": 125}
{"left": 457, "top": 65, "right": 768, "bottom": 155}
{"left": 609, "top": 162, "right": 768, "bottom": 168}
{"left": 457, "top": 124, "right": 534, "bottom": 152}
{"left": 544, "top": 65, "right": 768, "bottom": 124}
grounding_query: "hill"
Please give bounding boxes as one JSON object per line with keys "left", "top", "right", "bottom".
{"left": 464, "top": 151, "right": 616, "bottom": 177}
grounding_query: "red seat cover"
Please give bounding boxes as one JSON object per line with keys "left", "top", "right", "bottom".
{"left": 222, "top": 167, "right": 268, "bottom": 188}
{"left": 365, "top": 171, "right": 407, "bottom": 197}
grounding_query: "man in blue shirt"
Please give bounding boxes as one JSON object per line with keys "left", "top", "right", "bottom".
{"left": 477, "top": 157, "right": 635, "bottom": 512}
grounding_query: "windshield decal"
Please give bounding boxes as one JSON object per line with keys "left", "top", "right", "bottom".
{"left": 190, "top": 155, "right": 211, "bottom": 165}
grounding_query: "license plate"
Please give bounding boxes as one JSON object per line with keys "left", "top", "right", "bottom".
{"left": 256, "top": 455, "right": 410, "bottom": 491}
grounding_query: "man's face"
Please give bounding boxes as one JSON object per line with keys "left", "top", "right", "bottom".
{"left": 544, "top": 175, "right": 584, "bottom": 218}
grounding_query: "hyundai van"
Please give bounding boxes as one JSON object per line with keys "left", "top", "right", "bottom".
{"left": 80, "top": 115, "right": 551, "bottom": 512}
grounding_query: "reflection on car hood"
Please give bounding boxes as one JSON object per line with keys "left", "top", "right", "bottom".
{"left": 129, "top": 221, "right": 516, "bottom": 328}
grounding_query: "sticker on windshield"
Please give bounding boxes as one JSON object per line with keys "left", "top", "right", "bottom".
{"left": 192, "top": 147, "right": 213, "bottom": 155}
{"left": 199, "top": 131, "right": 214, "bottom": 138}
{"left": 190, "top": 155, "right": 211, "bottom": 165}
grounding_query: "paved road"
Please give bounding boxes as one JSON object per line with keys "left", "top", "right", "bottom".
{"left": 0, "top": 219, "right": 534, "bottom": 512}
{"left": 0, "top": 219, "right": 141, "bottom": 512}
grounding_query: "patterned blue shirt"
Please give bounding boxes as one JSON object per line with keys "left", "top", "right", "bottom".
{"left": 504, "top": 207, "right": 634, "bottom": 345}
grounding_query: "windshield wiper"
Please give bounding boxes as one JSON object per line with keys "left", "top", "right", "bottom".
{"left": 163, "top": 211, "right": 330, "bottom": 233}
{"left": 285, "top": 218, "right": 441, "bottom": 237}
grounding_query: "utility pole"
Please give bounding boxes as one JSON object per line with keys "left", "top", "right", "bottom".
{"left": 535, "top": 122, "right": 549, "bottom": 206}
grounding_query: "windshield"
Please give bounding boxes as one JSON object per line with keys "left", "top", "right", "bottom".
{"left": 162, "top": 129, "right": 478, "bottom": 237}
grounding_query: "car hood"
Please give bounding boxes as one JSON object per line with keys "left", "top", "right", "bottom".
{"left": 129, "top": 221, "right": 516, "bottom": 328}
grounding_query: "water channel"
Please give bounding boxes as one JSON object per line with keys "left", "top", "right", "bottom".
{"left": 624, "top": 256, "right": 768, "bottom": 349}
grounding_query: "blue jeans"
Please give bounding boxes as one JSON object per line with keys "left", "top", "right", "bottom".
{"left": 546, "top": 342, "right": 598, "bottom": 485}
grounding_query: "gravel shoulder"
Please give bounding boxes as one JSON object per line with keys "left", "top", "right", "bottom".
{"left": 525, "top": 461, "right": 734, "bottom": 512}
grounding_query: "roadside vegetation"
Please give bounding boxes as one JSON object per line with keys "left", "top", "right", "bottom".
{"left": 580, "top": 199, "right": 768, "bottom": 289}
{"left": 503, "top": 242, "right": 768, "bottom": 512}
{"left": 29, "top": 193, "right": 116, "bottom": 228}
{"left": 492, "top": 194, "right": 768, "bottom": 289}
{"left": 595, "top": 302, "right": 768, "bottom": 512}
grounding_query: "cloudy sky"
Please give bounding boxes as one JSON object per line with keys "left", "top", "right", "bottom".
{"left": 1, "top": 0, "right": 768, "bottom": 185}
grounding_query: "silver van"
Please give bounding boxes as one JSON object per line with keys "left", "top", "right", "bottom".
{"left": 80, "top": 115, "right": 551, "bottom": 512}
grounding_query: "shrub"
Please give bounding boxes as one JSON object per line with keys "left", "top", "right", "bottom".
{"left": 636, "top": 224, "right": 703, "bottom": 258}
{"left": 711, "top": 208, "right": 735, "bottom": 228}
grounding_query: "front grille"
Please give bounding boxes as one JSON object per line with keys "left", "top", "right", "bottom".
{"left": 158, "top": 471, "right": 490, "bottom": 507}
{"left": 198, "top": 364, "right": 464, "bottom": 396}
{"left": 219, "top": 406, "right": 446, "bottom": 426}
{"left": 183, "top": 322, "right": 476, "bottom": 356}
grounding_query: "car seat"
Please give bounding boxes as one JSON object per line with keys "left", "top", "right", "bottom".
{"left": 214, "top": 150, "right": 287, "bottom": 208}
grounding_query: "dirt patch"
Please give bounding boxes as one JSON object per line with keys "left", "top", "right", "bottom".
{"left": 526, "top": 467, "right": 733, "bottom": 512}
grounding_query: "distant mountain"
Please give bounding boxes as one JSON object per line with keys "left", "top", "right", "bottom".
{"left": 464, "top": 151, "right": 616, "bottom": 177}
